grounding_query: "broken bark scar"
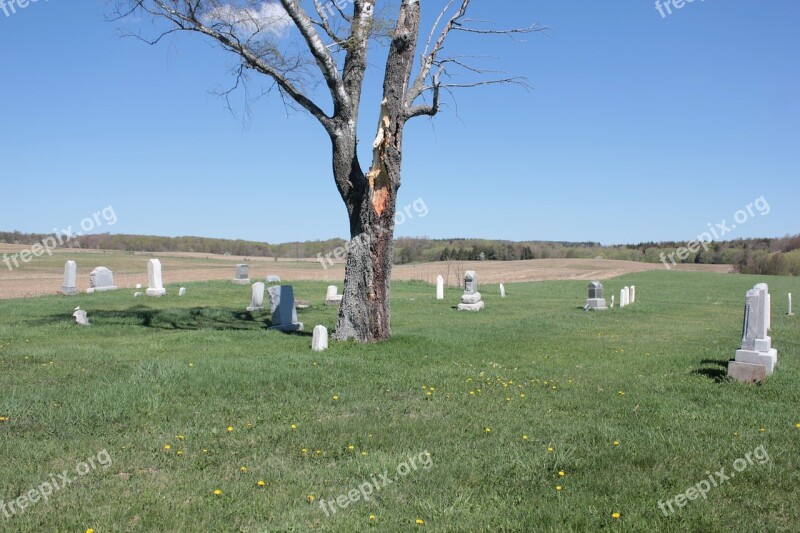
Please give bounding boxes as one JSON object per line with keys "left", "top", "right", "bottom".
{"left": 367, "top": 99, "right": 392, "bottom": 217}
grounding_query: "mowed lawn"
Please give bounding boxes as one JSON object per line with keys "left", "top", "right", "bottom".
{"left": 1, "top": 271, "right": 799, "bottom": 532}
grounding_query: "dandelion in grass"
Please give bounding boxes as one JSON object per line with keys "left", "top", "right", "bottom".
{"left": 0, "top": 417, "right": 7, "bottom": 422}
{"left": 522, "top": 435, "right": 529, "bottom": 440}
{"left": 240, "top": 467, "right": 248, "bottom": 473}
{"left": 177, "top": 450, "right": 184, "bottom": 456}
{"left": 613, "top": 441, "right": 620, "bottom": 446}
{"left": 362, "top": 451, "right": 368, "bottom": 457}
{"left": 213, "top": 489, "right": 223, "bottom": 496}
{"left": 618, "top": 391, "right": 625, "bottom": 396}
{"left": 348, "top": 445, "right": 355, "bottom": 450}
{"left": 301, "top": 448, "right": 308, "bottom": 454}
{"left": 370, "top": 514, "right": 377, "bottom": 521}
{"left": 332, "top": 395, "right": 339, "bottom": 401}
{"left": 291, "top": 424, "right": 297, "bottom": 430}
{"left": 227, "top": 426, "right": 234, "bottom": 433}
{"left": 86, "top": 529, "right": 94, "bottom": 533}
{"left": 257, "top": 480, "right": 266, "bottom": 487}
{"left": 795, "top": 423, "right": 800, "bottom": 429}
{"left": 612, "top": 512, "right": 621, "bottom": 519}
{"left": 176, "top": 435, "right": 185, "bottom": 441}
{"left": 559, "top": 471, "right": 565, "bottom": 477}
{"left": 469, "top": 391, "right": 475, "bottom": 396}
{"left": 485, "top": 427, "right": 491, "bottom": 433}
{"left": 555, "top": 486, "right": 562, "bottom": 491}
{"left": 760, "top": 428, "right": 766, "bottom": 433}
{"left": 203, "top": 449, "right": 209, "bottom": 454}
{"left": 164, "top": 444, "right": 171, "bottom": 451}
{"left": 547, "top": 447, "right": 554, "bottom": 453}
{"left": 316, "top": 450, "right": 322, "bottom": 455}
{"left": 307, "top": 495, "right": 316, "bottom": 503}
{"left": 416, "top": 518, "right": 425, "bottom": 525}
{"left": 520, "top": 393, "right": 525, "bottom": 398}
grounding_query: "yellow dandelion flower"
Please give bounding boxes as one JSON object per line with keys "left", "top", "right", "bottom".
{"left": 240, "top": 467, "right": 248, "bottom": 473}
{"left": 612, "top": 512, "right": 621, "bottom": 519}
{"left": 520, "top": 393, "right": 525, "bottom": 398}
{"left": 291, "top": 424, "right": 297, "bottom": 430}
{"left": 316, "top": 450, "right": 322, "bottom": 455}
{"left": 213, "top": 489, "right": 223, "bottom": 496}
{"left": 87, "top": 529, "right": 94, "bottom": 533}
{"left": 429, "top": 387, "right": 435, "bottom": 391}
{"left": 426, "top": 392, "right": 432, "bottom": 396}
{"left": 795, "top": 423, "right": 800, "bottom": 429}
{"left": 618, "top": 391, "right": 625, "bottom": 396}
{"left": 484, "top": 427, "right": 491, "bottom": 433}
{"left": 227, "top": 426, "right": 234, "bottom": 432}
{"left": 307, "top": 494, "right": 315, "bottom": 503}
{"left": 176, "top": 435, "right": 185, "bottom": 441}
{"left": 559, "top": 471, "right": 565, "bottom": 477}
{"left": 301, "top": 448, "right": 308, "bottom": 454}
{"left": 176, "top": 450, "right": 183, "bottom": 456}
{"left": 188, "top": 363, "right": 193, "bottom": 367}
{"left": 347, "top": 445, "right": 355, "bottom": 450}
{"left": 469, "top": 391, "right": 475, "bottom": 395}
{"left": 506, "top": 397, "right": 511, "bottom": 401}
{"left": 203, "top": 449, "right": 208, "bottom": 453}
{"left": 362, "top": 451, "right": 368, "bottom": 457}
{"left": 369, "top": 514, "right": 376, "bottom": 521}
{"left": 552, "top": 386, "right": 557, "bottom": 390}
{"left": 556, "top": 486, "right": 562, "bottom": 491}
{"left": 164, "top": 444, "right": 171, "bottom": 450}
{"left": 734, "top": 432, "right": 739, "bottom": 437}
{"left": 547, "top": 447, "right": 554, "bottom": 453}
{"left": 613, "top": 441, "right": 620, "bottom": 446}
{"left": 416, "top": 518, "right": 425, "bottom": 525}
{"left": 0, "top": 417, "right": 7, "bottom": 422}
{"left": 759, "top": 428, "right": 766, "bottom": 433}
{"left": 332, "top": 395, "right": 339, "bottom": 401}
{"left": 522, "top": 435, "right": 529, "bottom": 440}
{"left": 257, "top": 480, "right": 266, "bottom": 487}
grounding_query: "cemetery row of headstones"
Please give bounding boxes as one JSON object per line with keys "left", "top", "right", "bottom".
{"left": 583, "top": 282, "right": 636, "bottom": 310}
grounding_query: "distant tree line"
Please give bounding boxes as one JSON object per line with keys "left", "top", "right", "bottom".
{"left": 1, "top": 231, "right": 797, "bottom": 276}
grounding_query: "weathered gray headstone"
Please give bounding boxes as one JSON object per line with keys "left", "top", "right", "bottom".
{"left": 233, "top": 264, "right": 250, "bottom": 285}
{"left": 457, "top": 271, "right": 484, "bottom": 311}
{"left": 312, "top": 325, "right": 328, "bottom": 352}
{"left": 266, "top": 275, "right": 281, "bottom": 283}
{"left": 146, "top": 259, "right": 166, "bottom": 297}
{"left": 59, "top": 260, "right": 77, "bottom": 295}
{"left": 729, "top": 283, "right": 778, "bottom": 381}
{"left": 267, "top": 285, "right": 303, "bottom": 332}
{"left": 87, "top": 267, "right": 117, "bottom": 293}
{"left": 585, "top": 281, "right": 607, "bottom": 311}
{"left": 436, "top": 275, "right": 444, "bottom": 300}
{"left": 247, "top": 282, "right": 265, "bottom": 312}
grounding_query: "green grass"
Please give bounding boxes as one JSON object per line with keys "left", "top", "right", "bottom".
{"left": 1, "top": 271, "right": 799, "bottom": 532}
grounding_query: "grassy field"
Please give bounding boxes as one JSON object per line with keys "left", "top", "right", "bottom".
{"left": 1, "top": 271, "right": 799, "bottom": 532}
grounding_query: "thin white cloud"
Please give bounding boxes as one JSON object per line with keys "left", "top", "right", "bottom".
{"left": 203, "top": 2, "right": 293, "bottom": 38}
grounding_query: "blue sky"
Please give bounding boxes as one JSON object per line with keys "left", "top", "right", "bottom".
{"left": 1, "top": 0, "right": 797, "bottom": 245}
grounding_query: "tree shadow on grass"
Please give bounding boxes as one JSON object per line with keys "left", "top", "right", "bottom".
{"left": 37, "top": 306, "right": 310, "bottom": 335}
{"left": 692, "top": 359, "right": 730, "bottom": 383}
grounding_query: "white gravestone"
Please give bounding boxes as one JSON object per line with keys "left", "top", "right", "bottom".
{"left": 87, "top": 267, "right": 118, "bottom": 294}
{"left": 146, "top": 259, "right": 166, "bottom": 297}
{"left": 268, "top": 285, "right": 304, "bottom": 332}
{"left": 73, "top": 307, "right": 90, "bottom": 326}
{"left": 59, "top": 260, "right": 78, "bottom": 295}
{"left": 325, "top": 285, "right": 343, "bottom": 306}
{"left": 630, "top": 285, "right": 636, "bottom": 304}
{"left": 729, "top": 283, "right": 778, "bottom": 380}
{"left": 266, "top": 275, "right": 281, "bottom": 283}
{"left": 436, "top": 275, "right": 444, "bottom": 300}
{"left": 789, "top": 293, "right": 794, "bottom": 316}
{"left": 457, "top": 271, "right": 484, "bottom": 311}
{"left": 610, "top": 295, "right": 615, "bottom": 308}
{"left": 179, "top": 287, "right": 187, "bottom": 296}
{"left": 619, "top": 288, "right": 627, "bottom": 308}
{"left": 312, "top": 325, "right": 328, "bottom": 352}
{"left": 247, "top": 282, "right": 266, "bottom": 312}
{"left": 500, "top": 283, "right": 506, "bottom": 298}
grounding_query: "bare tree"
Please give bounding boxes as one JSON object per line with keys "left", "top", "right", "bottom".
{"left": 113, "top": 0, "right": 540, "bottom": 342}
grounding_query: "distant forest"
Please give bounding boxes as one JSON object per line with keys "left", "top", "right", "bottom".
{"left": 2, "top": 231, "right": 799, "bottom": 276}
